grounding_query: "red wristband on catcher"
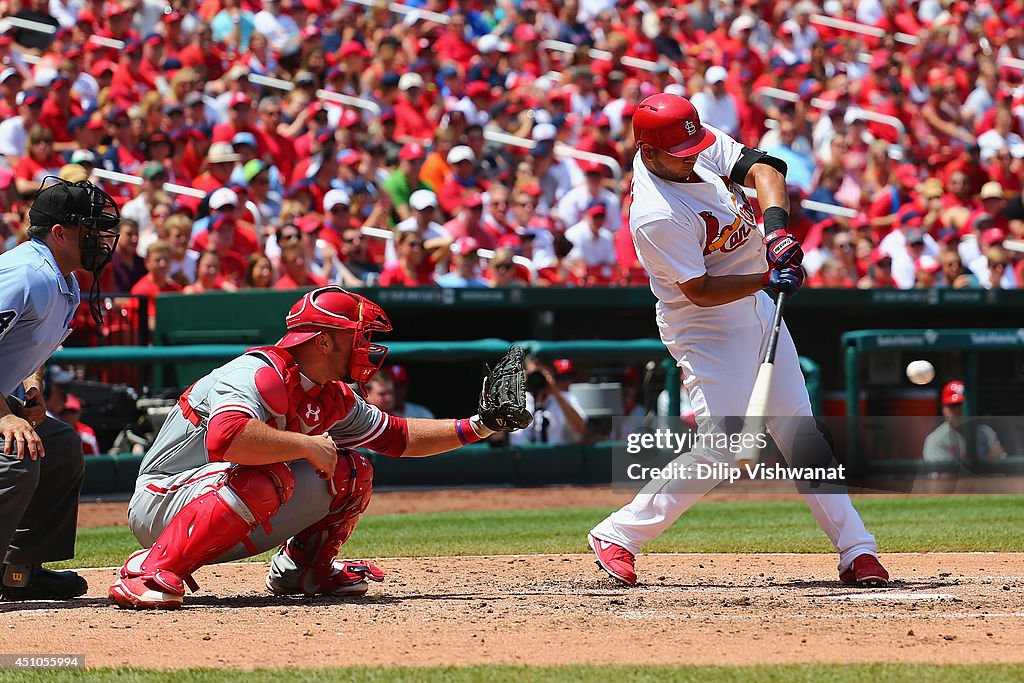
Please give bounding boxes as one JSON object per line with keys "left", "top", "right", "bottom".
{"left": 455, "top": 418, "right": 483, "bottom": 445}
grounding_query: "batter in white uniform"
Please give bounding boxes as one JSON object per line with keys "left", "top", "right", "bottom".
{"left": 588, "top": 93, "right": 888, "bottom": 588}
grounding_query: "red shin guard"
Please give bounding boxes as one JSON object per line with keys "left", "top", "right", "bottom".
{"left": 125, "top": 463, "right": 295, "bottom": 593}
{"left": 282, "top": 451, "right": 376, "bottom": 590}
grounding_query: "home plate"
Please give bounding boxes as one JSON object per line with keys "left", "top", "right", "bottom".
{"left": 825, "top": 592, "right": 955, "bottom": 601}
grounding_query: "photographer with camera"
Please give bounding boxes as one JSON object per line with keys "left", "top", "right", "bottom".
{"left": 510, "top": 358, "right": 587, "bottom": 446}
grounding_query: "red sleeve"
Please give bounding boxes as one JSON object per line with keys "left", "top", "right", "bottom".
{"left": 362, "top": 414, "right": 409, "bottom": 458}
{"left": 206, "top": 410, "right": 253, "bottom": 462}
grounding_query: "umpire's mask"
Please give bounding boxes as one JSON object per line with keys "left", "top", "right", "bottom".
{"left": 30, "top": 177, "right": 122, "bottom": 326}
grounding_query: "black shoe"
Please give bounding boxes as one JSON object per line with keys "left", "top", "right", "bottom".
{"left": 1, "top": 568, "right": 88, "bottom": 601}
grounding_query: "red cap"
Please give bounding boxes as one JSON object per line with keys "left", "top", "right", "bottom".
{"left": 339, "top": 109, "right": 361, "bottom": 128}
{"left": 915, "top": 255, "right": 940, "bottom": 274}
{"left": 162, "top": 10, "right": 183, "bottom": 23}
{"left": 896, "top": 204, "right": 923, "bottom": 228}
{"left": 229, "top": 92, "right": 252, "bottom": 108}
{"left": 64, "top": 394, "right": 82, "bottom": 411}
{"left": 339, "top": 40, "right": 371, "bottom": 59}
{"left": 587, "top": 112, "right": 611, "bottom": 128}
{"left": 296, "top": 214, "right": 322, "bottom": 233}
{"left": 466, "top": 80, "right": 491, "bottom": 99}
{"left": 897, "top": 164, "right": 920, "bottom": 190}
{"left": 633, "top": 92, "right": 716, "bottom": 157}
{"left": 337, "top": 148, "right": 361, "bottom": 166}
{"left": 497, "top": 233, "right": 522, "bottom": 249}
{"left": 104, "top": 2, "right": 129, "bottom": 19}
{"left": 454, "top": 236, "right": 481, "bottom": 255}
{"left": 91, "top": 59, "right": 114, "bottom": 77}
{"left": 927, "top": 67, "right": 951, "bottom": 88}
{"left": 462, "top": 192, "right": 484, "bottom": 208}
{"left": 388, "top": 365, "right": 409, "bottom": 385}
{"left": 513, "top": 24, "right": 539, "bottom": 42}
{"left": 521, "top": 182, "right": 542, "bottom": 197}
{"left": 981, "top": 227, "right": 1006, "bottom": 247}
{"left": 399, "top": 143, "right": 425, "bottom": 161}
{"left": 553, "top": 359, "right": 575, "bottom": 375}
{"left": 941, "top": 380, "right": 964, "bottom": 405}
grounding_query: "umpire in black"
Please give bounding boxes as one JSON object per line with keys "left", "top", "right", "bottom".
{"left": 0, "top": 176, "right": 120, "bottom": 601}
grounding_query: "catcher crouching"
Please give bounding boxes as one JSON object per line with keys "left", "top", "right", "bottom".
{"left": 109, "top": 286, "right": 532, "bottom": 609}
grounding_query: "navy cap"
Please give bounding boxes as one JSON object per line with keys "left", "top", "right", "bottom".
{"left": 68, "top": 113, "right": 91, "bottom": 132}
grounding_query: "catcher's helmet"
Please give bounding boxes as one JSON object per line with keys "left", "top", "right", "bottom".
{"left": 278, "top": 286, "right": 392, "bottom": 387}
{"left": 633, "top": 92, "right": 716, "bottom": 157}
{"left": 941, "top": 380, "right": 964, "bottom": 405}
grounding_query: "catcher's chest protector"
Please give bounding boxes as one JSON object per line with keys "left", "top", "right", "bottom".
{"left": 248, "top": 346, "right": 356, "bottom": 435}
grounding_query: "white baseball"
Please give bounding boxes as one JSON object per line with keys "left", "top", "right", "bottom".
{"left": 906, "top": 360, "right": 935, "bottom": 385}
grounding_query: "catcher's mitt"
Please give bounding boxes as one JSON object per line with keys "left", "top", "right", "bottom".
{"left": 478, "top": 345, "right": 533, "bottom": 431}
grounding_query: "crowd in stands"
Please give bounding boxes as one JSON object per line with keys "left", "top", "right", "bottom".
{"left": 0, "top": 0, "right": 1021, "bottom": 315}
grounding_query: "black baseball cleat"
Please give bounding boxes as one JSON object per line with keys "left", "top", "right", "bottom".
{"left": 1, "top": 567, "right": 88, "bottom": 601}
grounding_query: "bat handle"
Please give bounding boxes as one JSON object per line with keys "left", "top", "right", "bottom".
{"left": 763, "top": 291, "right": 787, "bottom": 365}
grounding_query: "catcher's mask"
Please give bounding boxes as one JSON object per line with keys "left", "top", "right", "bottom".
{"left": 277, "top": 285, "right": 392, "bottom": 390}
{"left": 30, "top": 176, "right": 121, "bottom": 325}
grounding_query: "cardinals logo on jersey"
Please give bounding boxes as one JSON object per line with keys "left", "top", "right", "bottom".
{"left": 700, "top": 180, "right": 758, "bottom": 255}
{"left": 701, "top": 211, "right": 752, "bottom": 255}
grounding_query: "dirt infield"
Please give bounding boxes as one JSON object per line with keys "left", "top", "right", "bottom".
{"left": 3, "top": 553, "right": 1023, "bottom": 668}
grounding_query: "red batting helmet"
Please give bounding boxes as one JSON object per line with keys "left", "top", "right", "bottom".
{"left": 278, "top": 286, "right": 392, "bottom": 387}
{"left": 941, "top": 380, "right": 964, "bottom": 405}
{"left": 633, "top": 92, "right": 716, "bottom": 157}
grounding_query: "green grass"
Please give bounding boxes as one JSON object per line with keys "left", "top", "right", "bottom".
{"left": 4, "top": 665, "right": 1024, "bottom": 683}
{"left": 57, "top": 495, "right": 1024, "bottom": 570}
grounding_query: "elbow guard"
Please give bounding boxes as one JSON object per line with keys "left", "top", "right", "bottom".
{"left": 730, "top": 147, "right": 788, "bottom": 185}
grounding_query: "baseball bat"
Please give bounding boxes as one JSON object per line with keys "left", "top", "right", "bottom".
{"left": 735, "top": 291, "right": 787, "bottom": 468}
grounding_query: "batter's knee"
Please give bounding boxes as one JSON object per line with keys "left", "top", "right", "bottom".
{"left": 224, "top": 463, "right": 296, "bottom": 522}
